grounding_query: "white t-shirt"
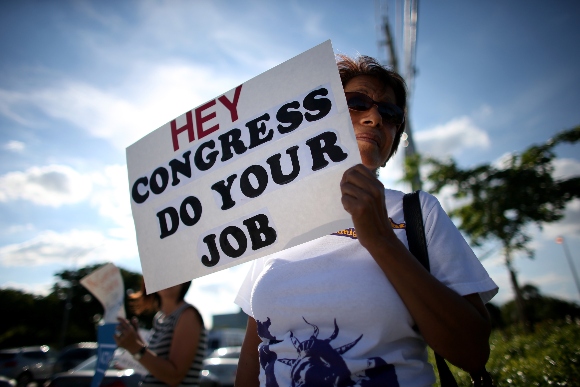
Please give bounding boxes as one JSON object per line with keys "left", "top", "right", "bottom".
{"left": 235, "top": 190, "right": 498, "bottom": 387}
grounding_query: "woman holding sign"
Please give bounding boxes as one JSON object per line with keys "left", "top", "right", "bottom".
{"left": 115, "top": 280, "right": 206, "bottom": 387}
{"left": 234, "top": 55, "right": 497, "bottom": 386}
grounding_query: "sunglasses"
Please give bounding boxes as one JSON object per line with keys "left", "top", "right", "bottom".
{"left": 345, "top": 92, "right": 405, "bottom": 126}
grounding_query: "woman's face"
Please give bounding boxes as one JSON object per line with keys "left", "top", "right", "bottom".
{"left": 344, "top": 75, "right": 399, "bottom": 171}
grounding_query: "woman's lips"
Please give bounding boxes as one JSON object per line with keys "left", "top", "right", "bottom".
{"left": 356, "top": 133, "right": 381, "bottom": 148}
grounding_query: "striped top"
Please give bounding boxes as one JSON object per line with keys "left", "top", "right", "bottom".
{"left": 141, "top": 302, "right": 207, "bottom": 387}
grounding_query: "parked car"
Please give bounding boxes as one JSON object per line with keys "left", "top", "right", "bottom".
{"left": 0, "top": 376, "right": 15, "bottom": 387}
{"left": 44, "top": 354, "right": 141, "bottom": 387}
{"left": 203, "top": 357, "right": 238, "bottom": 387}
{"left": 207, "top": 346, "right": 241, "bottom": 359}
{"left": 46, "top": 350, "right": 221, "bottom": 387}
{"left": 51, "top": 342, "right": 97, "bottom": 375}
{"left": 0, "top": 345, "right": 56, "bottom": 387}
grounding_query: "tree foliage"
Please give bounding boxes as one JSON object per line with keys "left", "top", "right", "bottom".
{"left": 413, "top": 126, "right": 580, "bottom": 330}
{"left": 424, "top": 126, "right": 579, "bottom": 254}
{"left": 0, "top": 264, "right": 148, "bottom": 349}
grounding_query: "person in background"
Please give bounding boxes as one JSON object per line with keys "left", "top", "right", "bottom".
{"left": 234, "top": 55, "right": 498, "bottom": 386}
{"left": 115, "top": 280, "right": 206, "bottom": 387}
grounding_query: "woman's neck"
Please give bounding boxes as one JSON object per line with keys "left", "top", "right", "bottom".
{"left": 160, "top": 298, "right": 184, "bottom": 316}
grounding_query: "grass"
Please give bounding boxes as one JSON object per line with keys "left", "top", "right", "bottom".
{"left": 429, "top": 318, "right": 580, "bottom": 386}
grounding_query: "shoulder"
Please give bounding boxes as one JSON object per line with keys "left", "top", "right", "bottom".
{"left": 383, "top": 188, "right": 442, "bottom": 222}
{"left": 180, "top": 303, "right": 205, "bottom": 328}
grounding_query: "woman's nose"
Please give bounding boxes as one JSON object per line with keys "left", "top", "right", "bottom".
{"left": 360, "top": 105, "right": 383, "bottom": 126}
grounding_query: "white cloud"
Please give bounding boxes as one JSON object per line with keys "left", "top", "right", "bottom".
{"left": 0, "top": 165, "right": 92, "bottom": 207}
{"left": 377, "top": 151, "right": 409, "bottom": 192}
{"left": 4, "top": 140, "right": 25, "bottom": 152}
{"left": 0, "top": 62, "right": 242, "bottom": 150}
{"left": 89, "top": 164, "right": 132, "bottom": 229}
{"left": 0, "top": 228, "right": 138, "bottom": 268}
{"left": 553, "top": 158, "right": 580, "bottom": 180}
{"left": 543, "top": 199, "right": 580, "bottom": 240}
{"left": 5, "top": 224, "right": 35, "bottom": 234}
{"left": 528, "top": 272, "right": 568, "bottom": 287}
{"left": 0, "top": 229, "right": 105, "bottom": 267}
{"left": 415, "top": 116, "right": 490, "bottom": 158}
{"left": 473, "top": 104, "right": 493, "bottom": 121}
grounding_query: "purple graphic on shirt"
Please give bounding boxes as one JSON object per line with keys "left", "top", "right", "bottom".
{"left": 257, "top": 317, "right": 283, "bottom": 387}
{"left": 278, "top": 317, "right": 362, "bottom": 387}
{"left": 258, "top": 317, "right": 399, "bottom": 387}
{"left": 357, "top": 357, "right": 399, "bottom": 387}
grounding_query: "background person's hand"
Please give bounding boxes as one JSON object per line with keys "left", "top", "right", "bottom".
{"left": 114, "top": 317, "right": 143, "bottom": 354}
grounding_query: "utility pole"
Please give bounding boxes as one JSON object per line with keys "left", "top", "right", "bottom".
{"left": 377, "top": 0, "right": 422, "bottom": 191}
{"left": 556, "top": 236, "right": 580, "bottom": 300}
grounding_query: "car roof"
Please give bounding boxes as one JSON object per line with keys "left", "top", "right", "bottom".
{"left": 203, "top": 357, "right": 239, "bottom": 365}
{"left": 0, "top": 345, "right": 51, "bottom": 353}
{"left": 61, "top": 342, "right": 98, "bottom": 350}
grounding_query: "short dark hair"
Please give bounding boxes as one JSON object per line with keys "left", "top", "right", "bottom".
{"left": 336, "top": 54, "right": 407, "bottom": 164}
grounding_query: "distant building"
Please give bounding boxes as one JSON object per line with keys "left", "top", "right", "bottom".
{"left": 206, "top": 309, "right": 248, "bottom": 353}
{"left": 211, "top": 308, "right": 247, "bottom": 330}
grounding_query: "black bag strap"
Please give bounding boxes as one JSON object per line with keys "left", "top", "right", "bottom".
{"left": 403, "top": 191, "right": 495, "bottom": 387}
{"left": 403, "top": 191, "right": 458, "bottom": 387}
{"left": 402, "top": 191, "right": 430, "bottom": 271}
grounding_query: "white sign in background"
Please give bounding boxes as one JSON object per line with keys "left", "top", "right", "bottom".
{"left": 80, "top": 262, "right": 126, "bottom": 322}
{"left": 126, "top": 40, "right": 361, "bottom": 293}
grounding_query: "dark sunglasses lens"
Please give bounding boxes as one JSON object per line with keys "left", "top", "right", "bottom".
{"left": 378, "top": 104, "right": 404, "bottom": 124}
{"left": 346, "top": 93, "right": 373, "bottom": 111}
{"left": 346, "top": 92, "right": 404, "bottom": 125}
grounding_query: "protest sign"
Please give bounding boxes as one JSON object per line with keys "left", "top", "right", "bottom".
{"left": 80, "top": 262, "right": 126, "bottom": 322}
{"left": 127, "top": 40, "right": 361, "bottom": 293}
{"left": 80, "top": 264, "right": 127, "bottom": 387}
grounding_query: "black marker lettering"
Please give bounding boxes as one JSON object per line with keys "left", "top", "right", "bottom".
{"left": 211, "top": 174, "right": 238, "bottom": 210}
{"left": 179, "top": 196, "right": 202, "bottom": 226}
{"left": 169, "top": 151, "right": 192, "bottom": 186}
{"left": 276, "top": 101, "right": 303, "bottom": 134}
{"left": 218, "top": 128, "right": 248, "bottom": 162}
{"left": 131, "top": 177, "right": 149, "bottom": 204}
{"left": 267, "top": 146, "right": 300, "bottom": 185}
{"left": 306, "top": 131, "right": 348, "bottom": 171}
{"left": 240, "top": 165, "right": 269, "bottom": 198}
{"left": 246, "top": 113, "right": 274, "bottom": 149}
{"left": 157, "top": 207, "right": 179, "bottom": 239}
{"left": 303, "top": 88, "right": 332, "bottom": 122}
{"left": 194, "top": 140, "right": 219, "bottom": 171}
{"left": 150, "top": 167, "right": 169, "bottom": 195}
{"left": 219, "top": 226, "right": 247, "bottom": 258}
{"left": 201, "top": 234, "right": 220, "bottom": 267}
{"left": 243, "top": 213, "right": 277, "bottom": 251}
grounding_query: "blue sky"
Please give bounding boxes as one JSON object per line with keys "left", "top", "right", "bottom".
{"left": 1, "top": 0, "right": 579, "bottom": 327}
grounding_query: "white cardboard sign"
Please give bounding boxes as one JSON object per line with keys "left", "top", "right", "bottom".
{"left": 80, "top": 263, "right": 126, "bottom": 323}
{"left": 126, "top": 40, "right": 361, "bottom": 293}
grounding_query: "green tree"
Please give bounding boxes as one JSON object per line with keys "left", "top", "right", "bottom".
{"left": 52, "top": 264, "right": 150, "bottom": 347}
{"left": 501, "top": 284, "right": 580, "bottom": 327}
{"left": 0, "top": 264, "right": 148, "bottom": 349}
{"left": 414, "top": 126, "right": 580, "bottom": 331}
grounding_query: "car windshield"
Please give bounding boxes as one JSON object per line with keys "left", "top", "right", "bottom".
{"left": 74, "top": 356, "right": 120, "bottom": 372}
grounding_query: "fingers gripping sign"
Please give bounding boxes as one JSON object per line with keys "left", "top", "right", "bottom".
{"left": 340, "top": 165, "right": 394, "bottom": 249}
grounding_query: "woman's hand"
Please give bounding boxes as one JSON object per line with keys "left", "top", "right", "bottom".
{"left": 340, "top": 164, "right": 395, "bottom": 249}
{"left": 114, "top": 317, "right": 144, "bottom": 355}
{"left": 340, "top": 164, "right": 491, "bottom": 372}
